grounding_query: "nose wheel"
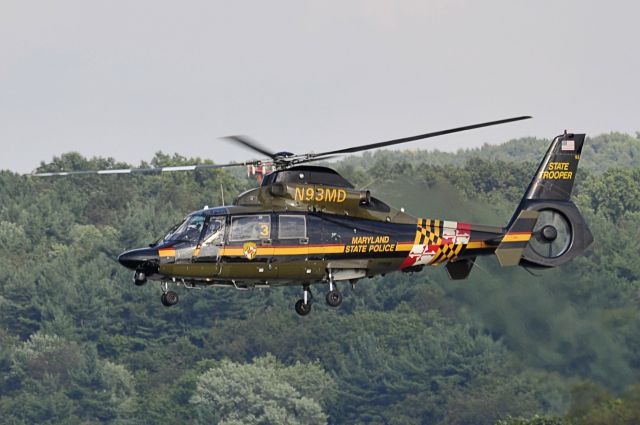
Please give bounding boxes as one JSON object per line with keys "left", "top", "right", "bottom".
{"left": 133, "top": 270, "right": 147, "bottom": 286}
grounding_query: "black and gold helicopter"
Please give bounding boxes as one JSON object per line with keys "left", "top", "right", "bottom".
{"left": 35, "top": 117, "right": 593, "bottom": 315}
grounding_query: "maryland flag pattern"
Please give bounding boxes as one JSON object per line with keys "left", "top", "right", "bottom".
{"left": 401, "top": 218, "right": 471, "bottom": 269}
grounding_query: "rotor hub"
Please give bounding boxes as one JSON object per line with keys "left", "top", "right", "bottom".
{"left": 540, "top": 225, "right": 558, "bottom": 242}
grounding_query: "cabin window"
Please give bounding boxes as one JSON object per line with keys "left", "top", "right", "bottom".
{"left": 278, "top": 215, "right": 306, "bottom": 239}
{"left": 229, "top": 215, "right": 271, "bottom": 241}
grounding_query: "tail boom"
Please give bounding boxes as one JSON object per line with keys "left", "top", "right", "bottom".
{"left": 401, "top": 131, "right": 593, "bottom": 279}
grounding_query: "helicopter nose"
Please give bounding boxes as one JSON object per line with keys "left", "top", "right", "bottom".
{"left": 117, "top": 248, "right": 159, "bottom": 270}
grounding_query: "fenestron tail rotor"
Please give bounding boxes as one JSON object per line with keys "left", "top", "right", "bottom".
{"left": 529, "top": 209, "right": 572, "bottom": 258}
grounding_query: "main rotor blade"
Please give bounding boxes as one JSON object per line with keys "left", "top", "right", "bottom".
{"left": 222, "top": 135, "right": 278, "bottom": 160}
{"left": 310, "top": 116, "right": 532, "bottom": 158}
{"left": 31, "top": 161, "right": 256, "bottom": 177}
{"left": 290, "top": 155, "right": 341, "bottom": 166}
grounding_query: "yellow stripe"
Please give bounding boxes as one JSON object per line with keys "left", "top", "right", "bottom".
{"left": 158, "top": 248, "right": 176, "bottom": 257}
{"left": 220, "top": 247, "right": 275, "bottom": 256}
{"left": 272, "top": 246, "right": 345, "bottom": 255}
{"left": 308, "top": 246, "right": 345, "bottom": 254}
{"left": 271, "top": 247, "right": 309, "bottom": 255}
{"left": 502, "top": 233, "right": 532, "bottom": 242}
{"left": 466, "top": 241, "right": 491, "bottom": 249}
{"left": 220, "top": 247, "right": 244, "bottom": 256}
{"left": 220, "top": 245, "right": 346, "bottom": 257}
{"left": 395, "top": 243, "right": 413, "bottom": 252}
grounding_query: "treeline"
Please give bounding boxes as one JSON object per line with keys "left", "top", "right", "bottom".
{"left": 332, "top": 131, "right": 640, "bottom": 174}
{"left": 0, "top": 132, "right": 639, "bottom": 424}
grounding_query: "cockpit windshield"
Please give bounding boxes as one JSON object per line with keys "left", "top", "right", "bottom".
{"left": 164, "top": 214, "right": 206, "bottom": 243}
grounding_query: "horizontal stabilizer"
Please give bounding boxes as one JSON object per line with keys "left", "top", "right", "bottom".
{"left": 495, "top": 210, "right": 539, "bottom": 267}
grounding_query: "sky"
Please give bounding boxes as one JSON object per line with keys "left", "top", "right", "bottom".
{"left": 1, "top": 0, "right": 639, "bottom": 173}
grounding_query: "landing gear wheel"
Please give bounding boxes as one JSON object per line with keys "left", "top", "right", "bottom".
{"left": 161, "top": 291, "right": 179, "bottom": 307}
{"left": 326, "top": 290, "right": 343, "bottom": 307}
{"left": 295, "top": 299, "right": 312, "bottom": 316}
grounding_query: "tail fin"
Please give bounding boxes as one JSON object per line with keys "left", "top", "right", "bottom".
{"left": 522, "top": 132, "right": 585, "bottom": 203}
{"left": 501, "top": 132, "right": 593, "bottom": 268}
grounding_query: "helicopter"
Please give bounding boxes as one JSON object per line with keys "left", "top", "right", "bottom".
{"left": 34, "top": 117, "right": 593, "bottom": 316}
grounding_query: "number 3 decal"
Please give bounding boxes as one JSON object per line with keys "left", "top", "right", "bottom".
{"left": 260, "top": 223, "right": 269, "bottom": 237}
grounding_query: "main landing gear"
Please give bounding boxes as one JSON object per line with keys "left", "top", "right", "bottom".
{"left": 161, "top": 291, "right": 179, "bottom": 307}
{"left": 325, "top": 270, "right": 343, "bottom": 308}
{"left": 295, "top": 285, "right": 313, "bottom": 316}
{"left": 160, "top": 281, "right": 179, "bottom": 307}
{"left": 294, "top": 271, "right": 344, "bottom": 316}
{"left": 326, "top": 289, "right": 343, "bottom": 307}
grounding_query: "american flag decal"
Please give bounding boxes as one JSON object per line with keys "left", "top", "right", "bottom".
{"left": 561, "top": 139, "right": 575, "bottom": 151}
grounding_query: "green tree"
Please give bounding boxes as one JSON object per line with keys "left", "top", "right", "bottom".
{"left": 495, "top": 416, "right": 570, "bottom": 425}
{"left": 190, "top": 354, "right": 334, "bottom": 425}
{"left": 581, "top": 168, "right": 640, "bottom": 220}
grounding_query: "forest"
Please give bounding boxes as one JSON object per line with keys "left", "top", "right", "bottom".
{"left": 0, "top": 132, "right": 639, "bottom": 424}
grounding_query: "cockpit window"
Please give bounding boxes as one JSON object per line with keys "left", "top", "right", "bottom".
{"left": 164, "top": 214, "right": 205, "bottom": 243}
{"left": 201, "top": 217, "right": 225, "bottom": 245}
